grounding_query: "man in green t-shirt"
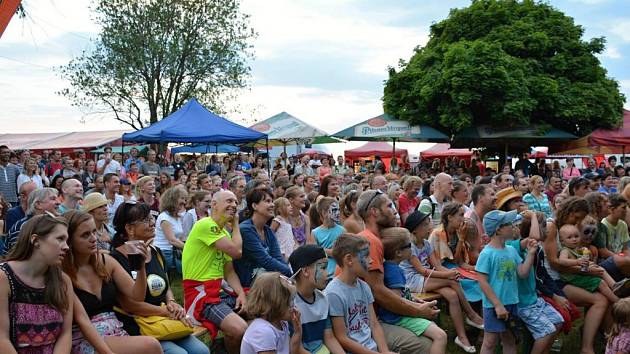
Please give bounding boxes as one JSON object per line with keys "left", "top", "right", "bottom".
{"left": 597, "top": 193, "right": 630, "bottom": 286}
{"left": 182, "top": 190, "right": 246, "bottom": 354}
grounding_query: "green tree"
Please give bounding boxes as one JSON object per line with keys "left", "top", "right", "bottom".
{"left": 383, "top": 0, "right": 625, "bottom": 137}
{"left": 59, "top": 0, "right": 255, "bottom": 130}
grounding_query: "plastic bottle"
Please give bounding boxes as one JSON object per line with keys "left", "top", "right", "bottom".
{"left": 580, "top": 247, "right": 590, "bottom": 272}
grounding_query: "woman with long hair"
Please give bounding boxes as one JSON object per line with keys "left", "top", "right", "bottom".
{"left": 428, "top": 202, "right": 466, "bottom": 263}
{"left": 61, "top": 210, "right": 162, "bottom": 354}
{"left": 17, "top": 157, "right": 45, "bottom": 190}
{"left": 81, "top": 160, "right": 97, "bottom": 192}
{"left": 158, "top": 173, "right": 172, "bottom": 194}
{"left": 155, "top": 185, "right": 188, "bottom": 274}
{"left": 51, "top": 175, "right": 65, "bottom": 194}
{"left": 340, "top": 189, "right": 364, "bottom": 234}
{"left": 318, "top": 175, "right": 340, "bottom": 200}
{"left": 234, "top": 189, "right": 292, "bottom": 288}
{"left": 543, "top": 197, "right": 610, "bottom": 354}
{"left": 0, "top": 215, "right": 73, "bottom": 353}
{"left": 318, "top": 157, "right": 332, "bottom": 182}
{"left": 285, "top": 186, "right": 313, "bottom": 246}
{"left": 110, "top": 203, "right": 209, "bottom": 354}
{"left": 450, "top": 180, "right": 470, "bottom": 211}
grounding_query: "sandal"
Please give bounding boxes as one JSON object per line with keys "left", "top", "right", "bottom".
{"left": 455, "top": 336, "right": 476, "bottom": 353}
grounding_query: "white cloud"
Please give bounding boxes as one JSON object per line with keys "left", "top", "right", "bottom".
{"left": 602, "top": 45, "right": 622, "bottom": 59}
{"left": 568, "top": 0, "right": 612, "bottom": 4}
{"left": 610, "top": 20, "right": 630, "bottom": 42}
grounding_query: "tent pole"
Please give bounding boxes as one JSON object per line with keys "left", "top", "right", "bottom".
{"left": 505, "top": 143, "right": 509, "bottom": 168}
{"left": 623, "top": 146, "right": 626, "bottom": 166}
{"left": 266, "top": 138, "right": 271, "bottom": 175}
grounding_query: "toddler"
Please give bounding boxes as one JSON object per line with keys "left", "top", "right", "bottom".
{"left": 271, "top": 197, "right": 295, "bottom": 261}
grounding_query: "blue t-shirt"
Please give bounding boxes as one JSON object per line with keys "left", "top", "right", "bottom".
{"left": 295, "top": 289, "right": 331, "bottom": 353}
{"left": 378, "top": 261, "right": 408, "bottom": 324}
{"left": 313, "top": 224, "right": 345, "bottom": 280}
{"left": 475, "top": 243, "right": 522, "bottom": 308}
{"left": 325, "top": 277, "right": 377, "bottom": 351}
{"left": 506, "top": 239, "right": 538, "bottom": 307}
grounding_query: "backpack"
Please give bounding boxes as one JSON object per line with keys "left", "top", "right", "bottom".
{"left": 418, "top": 196, "right": 437, "bottom": 218}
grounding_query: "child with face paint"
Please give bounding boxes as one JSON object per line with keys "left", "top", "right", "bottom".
{"left": 380, "top": 227, "right": 448, "bottom": 354}
{"left": 289, "top": 245, "right": 345, "bottom": 354}
{"left": 324, "top": 234, "right": 397, "bottom": 354}
{"left": 313, "top": 197, "right": 346, "bottom": 282}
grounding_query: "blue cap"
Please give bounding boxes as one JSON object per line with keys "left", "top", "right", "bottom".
{"left": 483, "top": 210, "right": 522, "bottom": 237}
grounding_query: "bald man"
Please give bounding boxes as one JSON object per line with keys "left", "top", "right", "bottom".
{"left": 58, "top": 178, "right": 84, "bottom": 214}
{"left": 371, "top": 175, "right": 388, "bottom": 193}
{"left": 418, "top": 172, "right": 453, "bottom": 227}
{"left": 182, "top": 190, "right": 247, "bottom": 354}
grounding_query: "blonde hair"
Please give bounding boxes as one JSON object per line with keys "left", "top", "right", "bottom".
{"left": 380, "top": 227, "right": 411, "bottom": 260}
{"left": 529, "top": 175, "right": 543, "bottom": 187}
{"left": 273, "top": 197, "right": 290, "bottom": 217}
{"left": 135, "top": 176, "right": 154, "bottom": 197}
{"left": 402, "top": 176, "right": 421, "bottom": 191}
{"left": 246, "top": 272, "right": 294, "bottom": 322}
{"left": 607, "top": 298, "right": 630, "bottom": 345}
{"left": 160, "top": 185, "right": 188, "bottom": 216}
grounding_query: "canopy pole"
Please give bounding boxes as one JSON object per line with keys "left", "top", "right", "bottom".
{"left": 623, "top": 145, "right": 626, "bottom": 166}
{"left": 266, "top": 138, "right": 271, "bottom": 175}
{"left": 505, "top": 143, "right": 509, "bottom": 168}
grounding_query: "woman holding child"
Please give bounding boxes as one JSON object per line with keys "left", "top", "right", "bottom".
{"left": 543, "top": 197, "right": 611, "bottom": 354}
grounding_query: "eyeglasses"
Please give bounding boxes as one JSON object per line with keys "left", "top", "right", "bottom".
{"left": 363, "top": 190, "right": 383, "bottom": 213}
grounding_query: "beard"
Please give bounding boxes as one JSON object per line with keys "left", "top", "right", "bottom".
{"left": 376, "top": 212, "right": 396, "bottom": 228}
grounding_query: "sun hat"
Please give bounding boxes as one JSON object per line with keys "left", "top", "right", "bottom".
{"left": 495, "top": 187, "right": 523, "bottom": 210}
{"left": 81, "top": 192, "right": 108, "bottom": 213}
{"left": 483, "top": 210, "right": 522, "bottom": 237}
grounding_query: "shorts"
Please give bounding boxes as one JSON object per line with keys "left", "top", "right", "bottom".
{"left": 562, "top": 273, "right": 602, "bottom": 293}
{"left": 600, "top": 256, "right": 624, "bottom": 282}
{"left": 517, "top": 298, "right": 564, "bottom": 340}
{"left": 395, "top": 316, "right": 433, "bottom": 336}
{"left": 483, "top": 304, "right": 519, "bottom": 333}
{"left": 405, "top": 273, "right": 425, "bottom": 293}
{"left": 201, "top": 293, "right": 237, "bottom": 326}
{"left": 72, "top": 312, "right": 127, "bottom": 353}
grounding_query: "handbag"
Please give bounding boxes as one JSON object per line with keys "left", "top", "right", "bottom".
{"left": 115, "top": 247, "right": 193, "bottom": 340}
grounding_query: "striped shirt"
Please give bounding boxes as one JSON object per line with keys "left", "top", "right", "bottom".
{"left": 523, "top": 193, "right": 553, "bottom": 220}
{"left": 0, "top": 163, "right": 20, "bottom": 203}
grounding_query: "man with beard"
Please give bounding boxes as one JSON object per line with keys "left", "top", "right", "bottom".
{"left": 353, "top": 189, "right": 438, "bottom": 353}
{"left": 182, "top": 190, "right": 247, "bottom": 354}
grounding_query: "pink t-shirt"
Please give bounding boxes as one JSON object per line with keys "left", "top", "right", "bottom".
{"left": 398, "top": 193, "right": 419, "bottom": 216}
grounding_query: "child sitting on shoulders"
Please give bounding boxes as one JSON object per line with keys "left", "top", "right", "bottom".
{"left": 477, "top": 210, "right": 538, "bottom": 354}
{"left": 606, "top": 297, "right": 630, "bottom": 354}
{"left": 324, "top": 234, "right": 396, "bottom": 354}
{"left": 558, "top": 224, "right": 620, "bottom": 303}
{"left": 271, "top": 197, "right": 296, "bottom": 261}
{"left": 288, "top": 245, "right": 345, "bottom": 354}
{"left": 241, "top": 272, "right": 307, "bottom": 354}
{"left": 312, "top": 197, "right": 345, "bottom": 282}
{"left": 380, "top": 227, "right": 448, "bottom": 354}
{"left": 399, "top": 211, "right": 483, "bottom": 352}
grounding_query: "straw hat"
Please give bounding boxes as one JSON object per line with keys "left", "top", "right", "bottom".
{"left": 81, "top": 193, "right": 108, "bottom": 213}
{"left": 495, "top": 187, "right": 523, "bottom": 210}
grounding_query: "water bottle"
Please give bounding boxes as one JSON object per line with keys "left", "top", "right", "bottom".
{"left": 580, "top": 247, "right": 590, "bottom": 272}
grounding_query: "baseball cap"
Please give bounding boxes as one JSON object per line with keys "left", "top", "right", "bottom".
{"left": 483, "top": 210, "right": 522, "bottom": 237}
{"left": 404, "top": 210, "right": 431, "bottom": 233}
{"left": 288, "top": 244, "right": 326, "bottom": 276}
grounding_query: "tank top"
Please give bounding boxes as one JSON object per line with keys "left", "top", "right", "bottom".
{"left": 291, "top": 212, "right": 307, "bottom": 245}
{"left": 73, "top": 256, "right": 119, "bottom": 318}
{"left": 0, "top": 262, "right": 64, "bottom": 354}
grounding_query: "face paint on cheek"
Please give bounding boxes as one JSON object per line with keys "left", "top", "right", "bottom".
{"left": 357, "top": 248, "right": 370, "bottom": 271}
{"left": 329, "top": 203, "right": 340, "bottom": 223}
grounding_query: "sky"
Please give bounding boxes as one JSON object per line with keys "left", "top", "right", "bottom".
{"left": 1, "top": 0, "right": 629, "bottom": 136}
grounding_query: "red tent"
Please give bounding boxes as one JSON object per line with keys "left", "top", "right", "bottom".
{"left": 420, "top": 144, "right": 473, "bottom": 159}
{"left": 589, "top": 109, "right": 630, "bottom": 148}
{"left": 344, "top": 142, "right": 407, "bottom": 159}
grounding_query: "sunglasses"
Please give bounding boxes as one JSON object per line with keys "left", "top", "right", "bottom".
{"left": 363, "top": 190, "right": 384, "bottom": 213}
{"left": 400, "top": 243, "right": 412, "bottom": 250}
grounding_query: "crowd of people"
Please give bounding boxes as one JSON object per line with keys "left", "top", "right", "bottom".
{"left": 2, "top": 143, "right": 630, "bottom": 354}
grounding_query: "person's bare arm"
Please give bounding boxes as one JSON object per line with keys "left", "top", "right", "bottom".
{"left": 330, "top": 317, "right": 379, "bottom": 354}
{"left": 161, "top": 221, "right": 185, "bottom": 249}
{"left": 368, "top": 304, "right": 393, "bottom": 354}
{"left": 323, "top": 328, "right": 346, "bottom": 354}
{"left": 517, "top": 239, "right": 538, "bottom": 279}
{"left": 52, "top": 275, "right": 74, "bottom": 354}
{"left": 558, "top": 249, "right": 583, "bottom": 268}
{"left": 0, "top": 272, "right": 18, "bottom": 354}
{"left": 598, "top": 247, "right": 615, "bottom": 259}
{"left": 108, "top": 252, "right": 148, "bottom": 302}
{"left": 73, "top": 292, "right": 115, "bottom": 354}
{"left": 543, "top": 222, "right": 580, "bottom": 274}
{"left": 214, "top": 217, "right": 243, "bottom": 259}
{"left": 364, "top": 270, "right": 438, "bottom": 318}
{"left": 224, "top": 262, "right": 247, "bottom": 313}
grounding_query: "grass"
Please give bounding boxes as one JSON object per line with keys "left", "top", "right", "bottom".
{"left": 170, "top": 277, "right": 604, "bottom": 353}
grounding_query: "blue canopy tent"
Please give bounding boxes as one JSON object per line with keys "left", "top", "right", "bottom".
{"left": 171, "top": 144, "right": 241, "bottom": 154}
{"left": 122, "top": 98, "right": 269, "bottom": 169}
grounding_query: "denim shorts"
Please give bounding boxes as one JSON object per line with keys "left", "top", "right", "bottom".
{"left": 600, "top": 256, "right": 624, "bottom": 282}
{"left": 483, "top": 304, "right": 519, "bottom": 333}
{"left": 517, "top": 298, "right": 564, "bottom": 340}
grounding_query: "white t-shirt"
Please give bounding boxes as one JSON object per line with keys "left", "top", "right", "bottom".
{"left": 155, "top": 212, "right": 184, "bottom": 251}
{"left": 17, "top": 174, "right": 44, "bottom": 190}
{"left": 97, "top": 159, "right": 121, "bottom": 175}
{"left": 106, "top": 194, "right": 125, "bottom": 228}
{"left": 241, "top": 318, "right": 290, "bottom": 354}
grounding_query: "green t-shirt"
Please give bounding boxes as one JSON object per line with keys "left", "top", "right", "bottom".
{"left": 182, "top": 217, "right": 232, "bottom": 281}
{"left": 600, "top": 218, "right": 630, "bottom": 254}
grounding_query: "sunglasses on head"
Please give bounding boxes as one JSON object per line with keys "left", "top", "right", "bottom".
{"left": 363, "top": 190, "right": 384, "bottom": 213}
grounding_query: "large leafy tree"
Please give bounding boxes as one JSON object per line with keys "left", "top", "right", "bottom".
{"left": 383, "top": 0, "right": 625, "bottom": 137}
{"left": 60, "top": 0, "right": 255, "bottom": 129}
